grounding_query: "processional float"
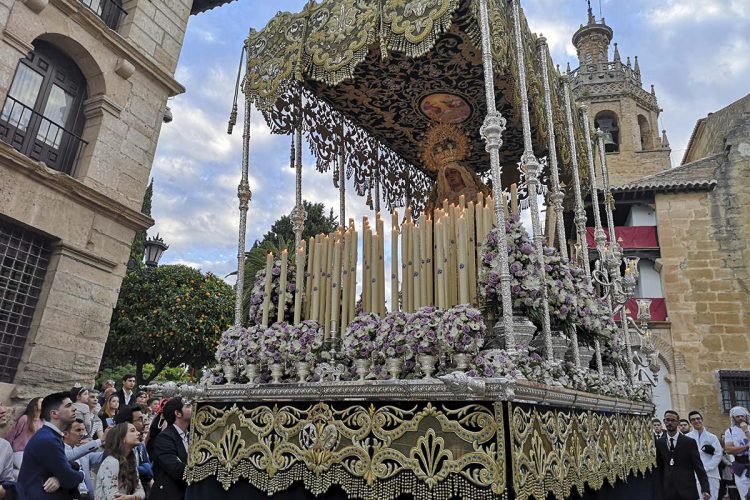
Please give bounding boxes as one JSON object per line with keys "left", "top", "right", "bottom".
{"left": 175, "top": 1, "right": 661, "bottom": 498}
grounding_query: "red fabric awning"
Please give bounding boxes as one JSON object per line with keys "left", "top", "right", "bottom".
{"left": 585, "top": 226, "right": 659, "bottom": 249}
{"left": 614, "top": 298, "right": 667, "bottom": 322}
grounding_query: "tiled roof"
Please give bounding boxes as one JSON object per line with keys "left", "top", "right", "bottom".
{"left": 191, "top": 0, "right": 238, "bottom": 15}
{"left": 611, "top": 153, "right": 725, "bottom": 194}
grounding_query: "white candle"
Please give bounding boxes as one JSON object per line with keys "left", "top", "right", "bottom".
{"left": 261, "top": 252, "right": 273, "bottom": 327}
{"left": 391, "top": 210, "right": 399, "bottom": 313}
{"left": 277, "top": 249, "right": 288, "bottom": 323}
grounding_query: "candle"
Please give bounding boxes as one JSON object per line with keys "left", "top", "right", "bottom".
{"left": 330, "top": 238, "right": 342, "bottom": 339}
{"left": 304, "top": 237, "right": 315, "bottom": 319}
{"left": 467, "top": 201, "right": 476, "bottom": 303}
{"left": 434, "top": 218, "right": 445, "bottom": 308}
{"left": 349, "top": 227, "right": 358, "bottom": 322}
{"left": 391, "top": 210, "right": 399, "bottom": 313}
{"left": 510, "top": 183, "right": 518, "bottom": 215}
{"left": 371, "top": 232, "right": 380, "bottom": 314}
{"left": 293, "top": 240, "right": 306, "bottom": 324}
{"left": 426, "top": 216, "right": 433, "bottom": 306}
{"left": 412, "top": 222, "right": 421, "bottom": 310}
{"left": 323, "top": 235, "right": 333, "bottom": 338}
{"left": 457, "top": 215, "right": 469, "bottom": 304}
{"left": 362, "top": 219, "right": 371, "bottom": 313}
{"left": 376, "top": 214, "right": 385, "bottom": 316}
{"left": 261, "top": 252, "right": 273, "bottom": 327}
{"left": 276, "top": 249, "right": 288, "bottom": 323}
{"left": 310, "top": 240, "right": 322, "bottom": 321}
{"left": 341, "top": 230, "right": 351, "bottom": 328}
{"left": 401, "top": 218, "right": 410, "bottom": 312}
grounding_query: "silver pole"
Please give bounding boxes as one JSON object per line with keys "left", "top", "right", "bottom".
{"left": 234, "top": 85, "right": 252, "bottom": 327}
{"left": 538, "top": 37, "right": 580, "bottom": 367}
{"left": 478, "top": 0, "right": 514, "bottom": 349}
{"left": 512, "top": 0, "right": 553, "bottom": 360}
{"left": 579, "top": 104, "right": 605, "bottom": 375}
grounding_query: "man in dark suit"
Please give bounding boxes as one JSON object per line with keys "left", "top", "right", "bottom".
{"left": 17, "top": 392, "right": 84, "bottom": 499}
{"left": 152, "top": 397, "right": 192, "bottom": 499}
{"left": 115, "top": 373, "right": 137, "bottom": 407}
{"left": 655, "top": 409, "right": 711, "bottom": 500}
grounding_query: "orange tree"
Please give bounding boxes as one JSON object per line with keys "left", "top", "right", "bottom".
{"left": 103, "top": 264, "right": 234, "bottom": 384}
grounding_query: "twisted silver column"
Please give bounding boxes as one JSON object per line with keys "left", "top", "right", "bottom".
{"left": 512, "top": 0, "right": 552, "bottom": 359}
{"left": 478, "top": 0, "right": 514, "bottom": 349}
{"left": 234, "top": 84, "right": 252, "bottom": 326}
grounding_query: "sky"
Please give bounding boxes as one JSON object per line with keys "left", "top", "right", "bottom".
{"left": 149, "top": 0, "right": 750, "bottom": 283}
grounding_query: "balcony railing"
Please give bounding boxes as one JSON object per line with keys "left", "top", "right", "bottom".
{"left": 80, "top": 0, "right": 127, "bottom": 31}
{"left": 0, "top": 95, "right": 87, "bottom": 175}
{"left": 586, "top": 226, "right": 659, "bottom": 250}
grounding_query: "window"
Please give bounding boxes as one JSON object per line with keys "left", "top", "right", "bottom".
{"left": 79, "top": 0, "right": 127, "bottom": 31}
{"left": 0, "top": 219, "right": 51, "bottom": 383}
{"left": 638, "top": 114, "right": 652, "bottom": 150}
{"left": 594, "top": 110, "right": 620, "bottom": 153}
{"left": 0, "top": 41, "right": 87, "bottom": 175}
{"left": 719, "top": 371, "right": 750, "bottom": 412}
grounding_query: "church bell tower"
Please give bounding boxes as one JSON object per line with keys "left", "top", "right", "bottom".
{"left": 569, "top": 3, "right": 671, "bottom": 185}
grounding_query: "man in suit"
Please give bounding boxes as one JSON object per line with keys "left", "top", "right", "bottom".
{"left": 655, "top": 409, "right": 711, "bottom": 500}
{"left": 17, "top": 392, "right": 84, "bottom": 499}
{"left": 653, "top": 418, "right": 665, "bottom": 440}
{"left": 152, "top": 397, "right": 192, "bottom": 499}
{"left": 115, "top": 373, "right": 136, "bottom": 407}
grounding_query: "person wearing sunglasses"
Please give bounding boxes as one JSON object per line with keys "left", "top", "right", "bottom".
{"left": 687, "top": 411, "right": 722, "bottom": 500}
{"left": 655, "top": 410, "right": 711, "bottom": 500}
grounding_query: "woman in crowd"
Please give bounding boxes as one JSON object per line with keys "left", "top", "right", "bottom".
{"left": 98, "top": 393, "right": 120, "bottom": 433}
{"left": 134, "top": 392, "right": 148, "bottom": 406}
{"left": 70, "top": 387, "right": 93, "bottom": 437}
{"left": 95, "top": 423, "right": 145, "bottom": 500}
{"left": 6, "top": 397, "right": 42, "bottom": 469}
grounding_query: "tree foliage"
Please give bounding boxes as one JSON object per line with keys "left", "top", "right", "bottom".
{"left": 103, "top": 264, "right": 234, "bottom": 384}
{"left": 241, "top": 201, "right": 337, "bottom": 320}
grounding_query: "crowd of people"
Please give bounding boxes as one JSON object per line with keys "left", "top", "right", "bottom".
{"left": 652, "top": 406, "right": 750, "bottom": 500}
{"left": 0, "top": 374, "right": 192, "bottom": 499}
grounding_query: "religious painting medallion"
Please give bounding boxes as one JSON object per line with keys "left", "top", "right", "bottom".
{"left": 419, "top": 92, "right": 472, "bottom": 124}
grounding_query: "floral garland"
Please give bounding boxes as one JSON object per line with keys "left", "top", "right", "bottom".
{"left": 289, "top": 320, "right": 324, "bottom": 363}
{"left": 342, "top": 313, "right": 380, "bottom": 359}
{"left": 542, "top": 245, "right": 577, "bottom": 329}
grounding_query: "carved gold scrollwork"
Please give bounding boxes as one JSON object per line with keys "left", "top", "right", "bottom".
{"left": 509, "top": 404, "right": 655, "bottom": 500}
{"left": 186, "top": 401, "right": 507, "bottom": 499}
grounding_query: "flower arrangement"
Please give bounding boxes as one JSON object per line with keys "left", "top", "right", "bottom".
{"left": 440, "top": 304, "right": 486, "bottom": 355}
{"left": 542, "top": 245, "right": 577, "bottom": 329}
{"left": 342, "top": 313, "right": 380, "bottom": 360}
{"left": 261, "top": 322, "right": 293, "bottom": 365}
{"left": 215, "top": 326, "right": 243, "bottom": 365}
{"left": 247, "top": 256, "right": 297, "bottom": 327}
{"left": 375, "top": 311, "right": 414, "bottom": 362}
{"left": 237, "top": 325, "right": 264, "bottom": 365}
{"left": 405, "top": 306, "right": 444, "bottom": 357}
{"left": 478, "top": 215, "right": 543, "bottom": 316}
{"left": 289, "top": 320, "right": 324, "bottom": 363}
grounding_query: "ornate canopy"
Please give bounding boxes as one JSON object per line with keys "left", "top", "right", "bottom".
{"left": 244, "top": 0, "right": 586, "bottom": 212}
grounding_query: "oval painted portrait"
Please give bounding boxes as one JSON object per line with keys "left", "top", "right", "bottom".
{"left": 419, "top": 92, "right": 472, "bottom": 124}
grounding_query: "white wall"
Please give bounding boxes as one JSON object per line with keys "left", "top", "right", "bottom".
{"left": 637, "top": 259, "right": 664, "bottom": 297}
{"left": 626, "top": 204, "right": 657, "bottom": 226}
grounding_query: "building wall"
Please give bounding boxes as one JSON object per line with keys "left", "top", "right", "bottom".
{"left": 0, "top": 0, "right": 192, "bottom": 407}
{"left": 654, "top": 118, "right": 750, "bottom": 430}
{"left": 683, "top": 94, "right": 750, "bottom": 164}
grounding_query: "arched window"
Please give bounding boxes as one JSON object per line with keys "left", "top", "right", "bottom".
{"left": 0, "top": 41, "right": 87, "bottom": 175}
{"left": 638, "top": 114, "right": 652, "bottom": 151}
{"left": 594, "top": 110, "right": 619, "bottom": 153}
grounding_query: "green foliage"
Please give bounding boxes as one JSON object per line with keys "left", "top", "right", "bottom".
{"left": 103, "top": 264, "right": 234, "bottom": 384}
{"left": 95, "top": 363, "right": 192, "bottom": 390}
{"left": 242, "top": 201, "right": 337, "bottom": 321}
{"left": 128, "top": 179, "right": 153, "bottom": 265}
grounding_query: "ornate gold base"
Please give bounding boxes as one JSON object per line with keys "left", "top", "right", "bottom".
{"left": 185, "top": 396, "right": 655, "bottom": 499}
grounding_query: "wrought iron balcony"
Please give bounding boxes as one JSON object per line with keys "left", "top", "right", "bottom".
{"left": 0, "top": 95, "right": 87, "bottom": 175}
{"left": 80, "top": 0, "right": 127, "bottom": 31}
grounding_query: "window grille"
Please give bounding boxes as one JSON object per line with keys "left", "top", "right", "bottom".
{"left": 719, "top": 370, "right": 750, "bottom": 413}
{"left": 0, "top": 219, "right": 50, "bottom": 383}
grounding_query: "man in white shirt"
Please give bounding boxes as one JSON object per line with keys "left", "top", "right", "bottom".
{"left": 0, "top": 404, "right": 15, "bottom": 488}
{"left": 687, "top": 410, "right": 722, "bottom": 500}
{"left": 725, "top": 406, "right": 750, "bottom": 500}
{"left": 63, "top": 418, "right": 99, "bottom": 498}
{"left": 116, "top": 374, "right": 136, "bottom": 407}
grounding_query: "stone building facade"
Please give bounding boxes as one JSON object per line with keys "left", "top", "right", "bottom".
{"left": 0, "top": 0, "right": 232, "bottom": 406}
{"left": 571, "top": 7, "right": 750, "bottom": 431}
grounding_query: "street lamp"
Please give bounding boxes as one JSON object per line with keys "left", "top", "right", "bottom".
{"left": 144, "top": 234, "right": 169, "bottom": 268}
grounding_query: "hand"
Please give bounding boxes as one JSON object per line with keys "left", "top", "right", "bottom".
{"left": 43, "top": 476, "right": 60, "bottom": 493}
{"left": 702, "top": 492, "right": 711, "bottom": 500}
{"left": 114, "top": 494, "right": 133, "bottom": 500}
{"left": 740, "top": 422, "right": 749, "bottom": 432}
